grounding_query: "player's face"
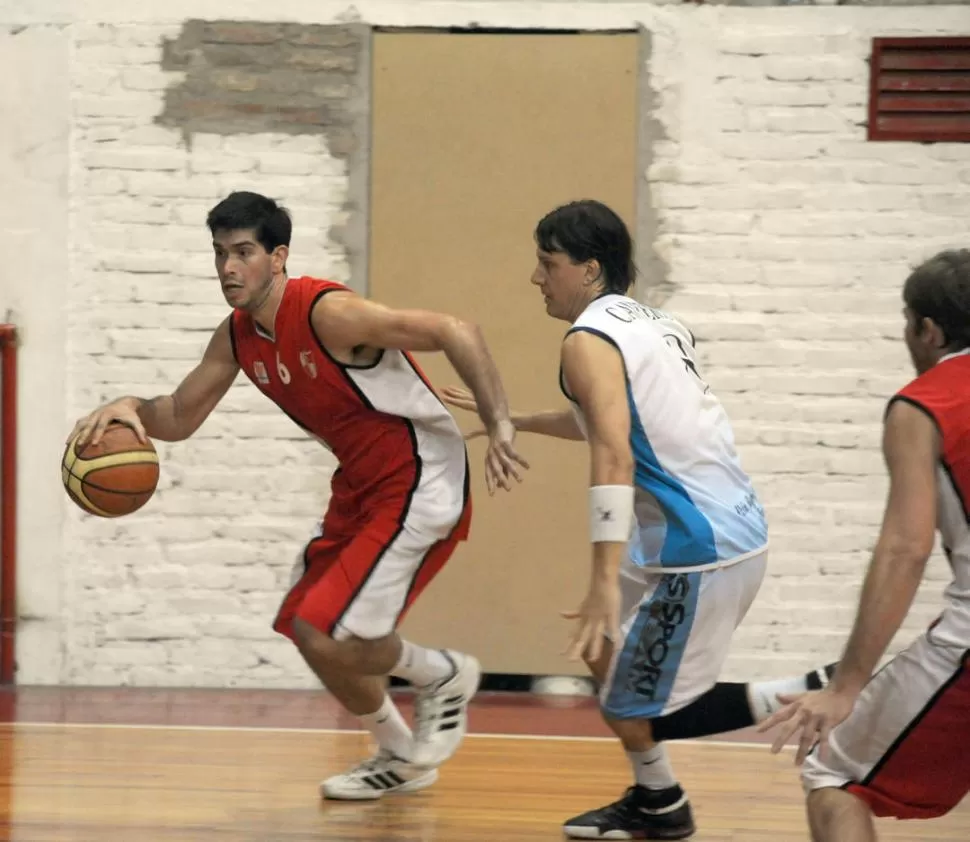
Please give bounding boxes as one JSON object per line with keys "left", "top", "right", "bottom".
{"left": 531, "top": 249, "right": 592, "bottom": 322}
{"left": 212, "top": 229, "right": 276, "bottom": 311}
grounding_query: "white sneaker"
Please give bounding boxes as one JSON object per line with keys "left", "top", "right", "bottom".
{"left": 319, "top": 750, "right": 438, "bottom": 801}
{"left": 410, "top": 650, "right": 481, "bottom": 768}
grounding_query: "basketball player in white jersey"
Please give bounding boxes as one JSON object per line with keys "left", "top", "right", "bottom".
{"left": 445, "top": 199, "right": 837, "bottom": 839}
{"left": 760, "top": 250, "right": 970, "bottom": 842}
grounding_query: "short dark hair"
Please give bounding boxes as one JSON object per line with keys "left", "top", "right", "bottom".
{"left": 903, "top": 249, "right": 970, "bottom": 351}
{"left": 534, "top": 200, "right": 636, "bottom": 295}
{"left": 206, "top": 191, "right": 292, "bottom": 254}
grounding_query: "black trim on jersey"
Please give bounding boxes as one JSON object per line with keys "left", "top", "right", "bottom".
{"left": 394, "top": 448, "right": 472, "bottom": 627}
{"left": 346, "top": 349, "right": 385, "bottom": 371}
{"left": 307, "top": 288, "right": 377, "bottom": 410}
{"left": 565, "top": 325, "right": 622, "bottom": 351}
{"left": 558, "top": 367, "right": 575, "bottom": 403}
{"left": 308, "top": 287, "right": 386, "bottom": 373}
{"left": 227, "top": 314, "right": 239, "bottom": 363}
{"left": 399, "top": 350, "right": 455, "bottom": 414}
{"left": 559, "top": 326, "right": 626, "bottom": 404}
{"left": 941, "top": 459, "right": 970, "bottom": 523}
{"left": 392, "top": 352, "right": 472, "bottom": 624}
{"left": 856, "top": 649, "right": 970, "bottom": 789}
{"left": 329, "top": 420, "right": 424, "bottom": 637}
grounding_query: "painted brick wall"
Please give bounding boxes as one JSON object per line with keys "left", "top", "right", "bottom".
{"left": 2, "top": 1, "right": 967, "bottom": 686}
{"left": 643, "top": 9, "right": 970, "bottom": 676}
{"left": 65, "top": 20, "right": 364, "bottom": 687}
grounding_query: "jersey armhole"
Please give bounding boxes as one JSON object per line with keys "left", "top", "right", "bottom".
{"left": 561, "top": 325, "right": 631, "bottom": 403}
{"left": 227, "top": 314, "right": 239, "bottom": 364}
{"left": 559, "top": 366, "right": 575, "bottom": 403}
{"left": 565, "top": 325, "right": 622, "bottom": 351}
{"left": 885, "top": 394, "right": 942, "bottom": 434}
{"left": 308, "top": 287, "right": 386, "bottom": 371}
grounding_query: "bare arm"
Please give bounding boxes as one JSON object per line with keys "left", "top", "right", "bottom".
{"left": 514, "top": 407, "right": 586, "bottom": 441}
{"left": 560, "top": 330, "right": 635, "bottom": 662}
{"left": 441, "top": 388, "right": 585, "bottom": 442}
{"left": 70, "top": 318, "right": 240, "bottom": 446}
{"left": 312, "top": 292, "right": 510, "bottom": 431}
{"left": 312, "top": 292, "right": 528, "bottom": 493}
{"left": 758, "top": 399, "right": 940, "bottom": 762}
{"left": 829, "top": 400, "right": 939, "bottom": 695}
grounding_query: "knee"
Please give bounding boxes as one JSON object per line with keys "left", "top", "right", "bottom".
{"left": 292, "top": 618, "right": 340, "bottom": 663}
{"left": 602, "top": 712, "right": 657, "bottom": 750}
{"left": 291, "top": 619, "right": 396, "bottom": 674}
{"left": 806, "top": 787, "right": 870, "bottom": 842}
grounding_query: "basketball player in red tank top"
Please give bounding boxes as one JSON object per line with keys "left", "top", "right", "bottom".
{"left": 69, "top": 191, "right": 529, "bottom": 801}
{"left": 761, "top": 249, "right": 970, "bottom": 842}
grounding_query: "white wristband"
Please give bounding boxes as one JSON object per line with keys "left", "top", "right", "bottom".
{"left": 589, "top": 485, "right": 635, "bottom": 543}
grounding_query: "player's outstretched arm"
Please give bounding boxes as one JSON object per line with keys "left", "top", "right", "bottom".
{"left": 759, "top": 399, "right": 939, "bottom": 762}
{"left": 311, "top": 292, "right": 529, "bottom": 493}
{"left": 68, "top": 318, "right": 240, "bottom": 447}
{"left": 440, "top": 386, "right": 585, "bottom": 441}
{"left": 826, "top": 401, "right": 939, "bottom": 693}
{"left": 558, "top": 331, "right": 635, "bottom": 664}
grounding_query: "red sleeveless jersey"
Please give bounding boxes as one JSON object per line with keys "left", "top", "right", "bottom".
{"left": 229, "top": 277, "right": 469, "bottom": 532}
{"left": 891, "top": 349, "right": 970, "bottom": 647}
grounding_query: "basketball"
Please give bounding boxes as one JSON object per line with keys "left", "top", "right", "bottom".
{"left": 61, "top": 423, "right": 160, "bottom": 518}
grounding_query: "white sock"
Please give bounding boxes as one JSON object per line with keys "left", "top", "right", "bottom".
{"left": 359, "top": 696, "right": 413, "bottom": 760}
{"left": 391, "top": 640, "right": 455, "bottom": 688}
{"left": 748, "top": 674, "right": 815, "bottom": 722}
{"left": 628, "top": 746, "right": 677, "bottom": 790}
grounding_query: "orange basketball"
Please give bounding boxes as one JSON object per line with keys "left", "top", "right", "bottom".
{"left": 61, "top": 423, "right": 160, "bottom": 517}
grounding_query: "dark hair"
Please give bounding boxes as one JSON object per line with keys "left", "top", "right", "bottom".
{"left": 206, "top": 191, "right": 292, "bottom": 254}
{"left": 903, "top": 249, "right": 970, "bottom": 351}
{"left": 534, "top": 200, "right": 636, "bottom": 295}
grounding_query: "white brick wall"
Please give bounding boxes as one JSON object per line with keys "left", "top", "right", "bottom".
{"left": 2, "top": 1, "right": 968, "bottom": 686}
{"left": 645, "top": 7, "right": 970, "bottom": 679}
{"left": 64, "top": 21, "right": 352, "bottom": 687}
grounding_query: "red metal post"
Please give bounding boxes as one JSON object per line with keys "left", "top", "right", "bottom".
{"left": 0, "top": 325, "right": 17, "bottom": 685}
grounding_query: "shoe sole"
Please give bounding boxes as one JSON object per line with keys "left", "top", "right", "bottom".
{"left": 562, "top": 825, "right": 695, "bottom": 840}
{"left": 320, "top": 769, "right": 439, "bottom": 801}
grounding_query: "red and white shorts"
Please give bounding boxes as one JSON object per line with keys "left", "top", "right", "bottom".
{"left": 274, "top": 492, "right": 472, "bottom": 643}
{"left": 801, "top": 631, "right": 970, "bottom": 820}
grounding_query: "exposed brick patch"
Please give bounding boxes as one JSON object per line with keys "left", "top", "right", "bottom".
{"left": 157, "top": 19, "right": 367, "bottom": 156}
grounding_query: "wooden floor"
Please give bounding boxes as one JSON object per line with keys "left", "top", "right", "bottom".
{"left": 0, "top": 689, "right": 966, "bottom": 841}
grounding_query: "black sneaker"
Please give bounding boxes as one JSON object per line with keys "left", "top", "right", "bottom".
{"left": 562, "top": 784, "right": 695, "bottom": 840}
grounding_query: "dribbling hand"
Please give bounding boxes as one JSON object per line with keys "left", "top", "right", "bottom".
{"left": 67, "top": 397, "right": 148, "bottom": 450}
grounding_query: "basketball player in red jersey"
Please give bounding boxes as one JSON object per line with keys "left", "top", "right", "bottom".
{"left": 69, "top": 191, "right": 529, "bottom": 800}
{"left": 760, "top": 249, "right": 970, "bottom": 841}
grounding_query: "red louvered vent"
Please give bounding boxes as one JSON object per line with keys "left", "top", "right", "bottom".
{"left": 868, "top": 37, "right": 970, "bottom": 142}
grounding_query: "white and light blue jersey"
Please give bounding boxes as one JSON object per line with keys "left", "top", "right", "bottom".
{"left": 562, "top": 294, "right": 768, "bottom": 571}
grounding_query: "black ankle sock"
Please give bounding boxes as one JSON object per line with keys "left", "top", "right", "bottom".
{"left": 632, "top": 784, "right": 686, "bottom": 810}
{"left": 806, "top": 662, "right": 838, "bottom": 690}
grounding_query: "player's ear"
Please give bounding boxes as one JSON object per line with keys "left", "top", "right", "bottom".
{"left": 923, "top": 317, "right": 948, "bottom": 350}
{"left": 272, "top": 244, "right": 289, "bottom": 275}
{"left": 585, "top": 258, "right": 602, "bottom": 285}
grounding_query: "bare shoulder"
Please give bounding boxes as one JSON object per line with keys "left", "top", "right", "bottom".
{"left": 309, "top": 288, "right": 359, "bottom": 321}
{"left": 885, "top": 397, "right": 940, "bottom": 442}
{"left": 883, "top": 397, "right": 940, "bottom": 466}
{"left": 204, "top": 316, "right": 238, "bottom": 363}
{"left": 561, "top": 329, "right": 622, "bottom": 371}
